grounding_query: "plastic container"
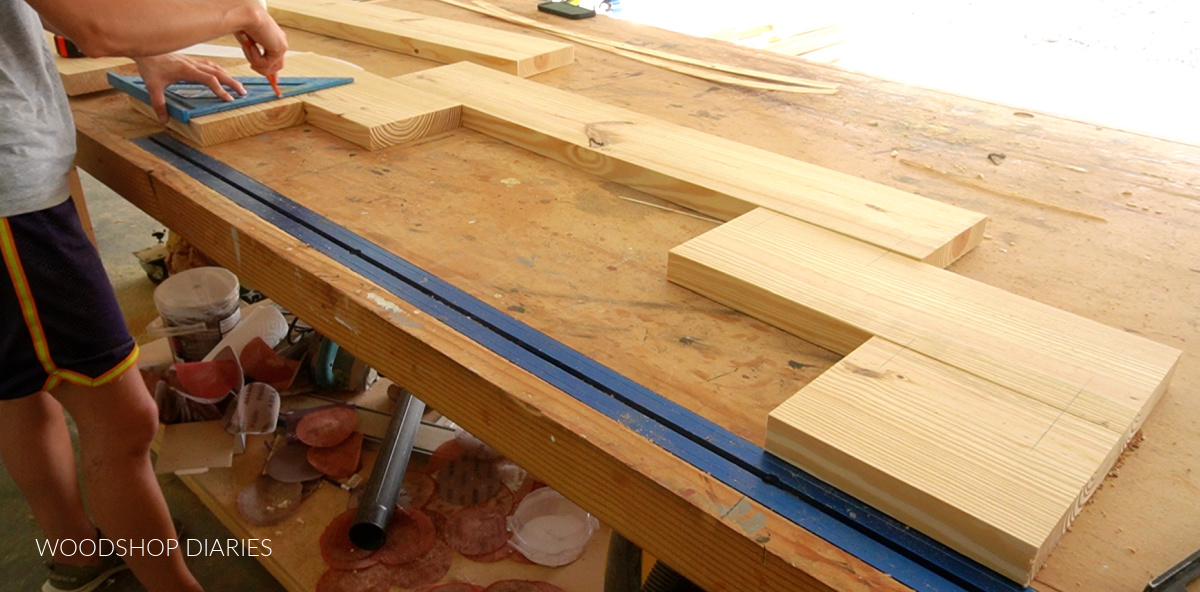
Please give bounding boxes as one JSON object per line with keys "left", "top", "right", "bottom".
{"left": 506, "top": 488, "right": 599, "bottom": 567}
{"left": 153, "top": 267, "right": 241, "bottom": 362}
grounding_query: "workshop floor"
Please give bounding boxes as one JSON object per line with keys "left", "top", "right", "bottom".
{"left": 0, "top": 172, "right": 286, "bottom": 592}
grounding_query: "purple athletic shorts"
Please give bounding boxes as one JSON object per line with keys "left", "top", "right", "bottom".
{"left": 0, "top": 199, "right": 137, "bottom": 399}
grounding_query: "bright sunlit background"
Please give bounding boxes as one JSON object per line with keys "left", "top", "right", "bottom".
{"left": 604, "top": 0, "right": 1200, "bottom": 144}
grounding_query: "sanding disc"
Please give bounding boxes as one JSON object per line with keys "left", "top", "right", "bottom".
{"left": 385, "top": 539, "right": 452, "bottom": 589}
{"left": 444, "top": 506, "right": 510, "bottom": 557}
{"left": 236, "top": 475, "right": 302, "bottom": 526}
{"left": 482, "top": 581, "right": 542, "bottom": 592}
{"left": 174, "top": 345, "right": 242, "bottom": 401}
{"left": 308, "top": 431, "right": 364, "bottom": 480}
{"left": 315, "top": 565, "right": 391, "bottom": 592}
{"left": 240, "top": 336, "right": 301, "bottom": 389}
{"left": 401, "top": 473, "right": 436, "bottom": 510}
{"left": 462, "top": 543, "right": 513, "bottom": 564}
{"left": 297, "top": 406, "right": 359, "bottom": 447}
{"left": 224, "top": 382, "right": 280, "bottom": 435}
{"left": 375, "top": 509, "right": 436, "bottom": 566}
{"left": 436, "top": 456, "right": 502, "bottom": 507}
{"left": 266, "top": 438, "right": 323, "bottom": 483}
{"left": 320, "top": 508, "right": 379, "bottom": 570}
{"left": 418, "top": 583, "right": 486, "bottom": 592}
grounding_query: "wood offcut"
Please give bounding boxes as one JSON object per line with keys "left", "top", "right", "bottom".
{"left": 268, "top": 0, "right": 574, "bottom": 77}
{"left": 667, "top": 207, "right": 1182, "bottom": 583}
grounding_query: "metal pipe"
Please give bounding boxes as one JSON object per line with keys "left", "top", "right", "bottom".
{"left": 348, "top": 388, "right": 426, "bottom": 550}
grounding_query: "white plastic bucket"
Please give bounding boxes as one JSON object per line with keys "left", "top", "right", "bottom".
{"left": 153, "top": 267, "right": 241, "bottom": 362}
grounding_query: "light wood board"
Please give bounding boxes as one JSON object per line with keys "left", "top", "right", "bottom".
{"left": 769, "top": 337, "right": 1124, "bottom": 583}
{"left": 269, "top": 0, "right": 573, "bottom": 77}
{"left": 45, "top": 32, "right": 138, "bottom": 96}
{"left": 395, "top": 62, "right": 987, "bottom": 266}
{"left": 668, "top": 207, "right": 1182, "bottom": 583}
{"left": 132, "top": 97, "right": 307, "bottom": 147}
{"left": 125, "top": 53, "right": 461, "bottom": 149}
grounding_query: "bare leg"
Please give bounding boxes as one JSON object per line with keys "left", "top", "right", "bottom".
{"left": 0, "top": 391, "right": 99, "bottom": 567}
{"left": 51, "top": 369, "right": 204, "bottom": 592}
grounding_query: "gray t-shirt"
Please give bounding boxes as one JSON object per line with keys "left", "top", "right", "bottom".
{"left": 0, "top": 0, "right": 75, "bottom": 218}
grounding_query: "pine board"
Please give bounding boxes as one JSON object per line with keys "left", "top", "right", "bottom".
{"left": 395, "top": 62, "right": 987, "bottom": 266}
{"left": 768, "top": 337, "right": 1124, "bottom": 583}
{"left": 669, "top": 208, "right": 1180, "bottom": 436}
{"left": 131, "top": 96, "right": 307, "bottom": 147}
{"left": 669, "top": 207, "right": 1182, "bottom": 582}
{"left": 269, "top": 0, "right": 573, "bottom": 77}
{"left": 287, "top": 53, "right": 462, "bottom": 150}
{"left": 122, "top": 53, "right": 461, "bottom": 149}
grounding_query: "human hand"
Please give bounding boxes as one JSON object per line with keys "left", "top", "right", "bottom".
{"left": 133, "top": 54, "right": 246, "bottom": 124}
{"left": 235, "top": 8, "right": 288, "bottom": 77}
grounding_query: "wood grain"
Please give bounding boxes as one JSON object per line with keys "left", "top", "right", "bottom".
{"left": 287, "top": 53, "right": 461, "bottom": 150}
{"left": 130, "top": 96, "right": 307, "bottom": 147}
{"left": 395, "top": 62, "right": 987, "bottom": 266}
{"left": 269, "top": 0, "right": 573, "bottom": 77}
{"left": 769, "top": 337, "right": 1123, "bottom": 583}
{"left": 670, "top": 208, "right": 1180, "bottom": 435}
{"left": 669, "top": 207, "right": 1182, "bottom": 582}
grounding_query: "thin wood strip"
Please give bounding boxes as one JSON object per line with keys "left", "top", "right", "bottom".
{"left": 431, "top": 0, "right": 839, "bottom": 92}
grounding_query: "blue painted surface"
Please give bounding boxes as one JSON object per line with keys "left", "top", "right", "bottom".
{"left": 134, "top": 133, "right": 1033, "bottom": 592}
{"left": 107, "top": 74, "right": 353, "bottom": 123}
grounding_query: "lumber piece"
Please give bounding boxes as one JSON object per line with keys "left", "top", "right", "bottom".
{"left": 286, "top": 53, "right": 462, "bottom": 150}
{"left": 432, "top": 0, "right": 837, "bottom": 93}
{"left": 268, "top": 0, "right": 573, "bottom": 77}
{"left": 45, "top": 33, "right": 137, "bottom": 96}
{"left": 767, "top": 337, "right": 1124, "bottom": 584}
{"left": 668, "top": 208, "right": 1181, "bottom": 436}
{"left": 122, "top": 54, "right": 461, "bottom": 149}
{"left": 131, "top": 97, "right": 306, "bottom": 147}
{"left": 670, "top": 208, "right": 1181, "bottom": 582}
{"left": 394, "top": 63, "right": 987, "bottom": 266}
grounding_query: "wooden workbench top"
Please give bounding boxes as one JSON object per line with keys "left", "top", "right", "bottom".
{"left": 71, "top": 2, "right": 1200, "bottom": 591}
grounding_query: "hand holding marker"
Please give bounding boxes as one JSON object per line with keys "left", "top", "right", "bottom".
{"left": 238, "top": 0, "right": 283, "bottom": 97}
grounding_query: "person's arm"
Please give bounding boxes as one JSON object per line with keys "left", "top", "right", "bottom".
{"left": 27, "top": 0, "right": 286, "bottom": 74}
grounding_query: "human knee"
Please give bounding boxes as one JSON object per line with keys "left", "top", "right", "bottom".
{"left": 101, "top": 386, "right": 160, "bottom": 458}
{"left": 61, "top": 373, "right": 160, "bottom": 459}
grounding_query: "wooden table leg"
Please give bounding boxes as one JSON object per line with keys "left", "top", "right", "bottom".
{"left": 68, "top": 166, "right": 99, "bottom": 249}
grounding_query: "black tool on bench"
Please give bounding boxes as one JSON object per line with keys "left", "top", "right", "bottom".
{"left": 348, "top": 389, "right": 426, "bottom": 549}
{"left": 1145, "top": 547, "right": 1200, "bottom": 592}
